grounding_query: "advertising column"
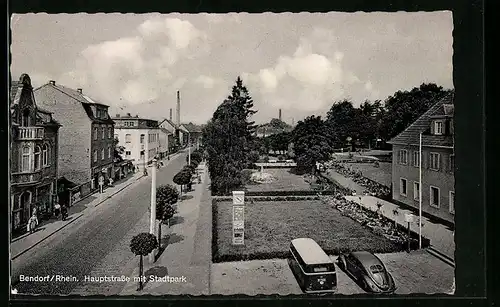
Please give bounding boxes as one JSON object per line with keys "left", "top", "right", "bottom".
{"left": 232, "top": 191, "right": 245, "bottom": 245}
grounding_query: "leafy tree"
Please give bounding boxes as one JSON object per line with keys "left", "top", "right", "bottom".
{"left": 325, "top": 100, "right": 358, "bottom": 149}
{"left": 130, "top": 233, "right": 158, "bottom": 290}
{"left": 378, "top": 83, "right": 453, "bottom": 141}
{"left": 155, "top": 184, "right": 179, "bottom": 246}
{"left": 187, "top": 151, "right": 203, "bottom": 165}
{"left": 173, "top": 169, "right": 192, "bottom": 194}
{"left": 292, "top": 115, "right": 334, "bottom": 174}
{"left": 113, "top": 137, "right": 125, "bottom": 162}
{"left": 202, "top": 77, "right": 258, "bottom": 195}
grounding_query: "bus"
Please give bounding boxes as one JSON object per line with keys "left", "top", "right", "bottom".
{"left": 288, "top": 238, "right": 337, "bottom": 294}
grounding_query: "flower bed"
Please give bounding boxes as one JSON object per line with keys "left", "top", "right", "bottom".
{"left": 328, "top": 162, "right": 391, "bottom": 199}
{"left": 322, "top": 194, "right": 430, "bottom": 249}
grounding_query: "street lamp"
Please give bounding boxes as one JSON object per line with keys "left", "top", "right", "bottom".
{"left": 149, "top": 157, "right": 158, "bottom": 263}
{"left": 188, "top": 133, "right": 191, "bottom": 166}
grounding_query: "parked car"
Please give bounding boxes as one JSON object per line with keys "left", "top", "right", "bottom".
{"left": 336, "top": 251, "right": 396, "bottom": 293}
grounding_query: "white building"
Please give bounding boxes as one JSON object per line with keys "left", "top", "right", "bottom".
{"left": 112, "top": 113, "right": 160, "bottom": 170}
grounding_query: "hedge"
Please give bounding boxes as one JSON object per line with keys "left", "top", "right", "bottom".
{"left": 212, "top": 196, "right": 320, "bottom": 202}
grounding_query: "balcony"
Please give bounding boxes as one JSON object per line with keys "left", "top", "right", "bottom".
{"left": 17, "top": 127, "right": 44, "bottom": 140}
{"left": 11, "top": 170, "right": 43, "bottom": 186}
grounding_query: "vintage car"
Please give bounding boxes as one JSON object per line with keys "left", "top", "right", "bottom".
{"left": 336, "top": 251, "right": 396, "bottom": 293}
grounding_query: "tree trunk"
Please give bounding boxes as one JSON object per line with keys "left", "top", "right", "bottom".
{"left": 138, "top": 255, "right": 143, "bottom": 291}
{"left": 157, "top": 221, "right": 162, "bottom": 250}
{"left": 167, "top": 218, "right": 170, "bottom": 228}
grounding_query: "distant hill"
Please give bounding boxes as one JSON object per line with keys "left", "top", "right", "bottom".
{"left": 256, "top": 118, "right": 293, "bottom": 136}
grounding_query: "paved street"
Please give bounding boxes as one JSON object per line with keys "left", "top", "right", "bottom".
{"left": 11, "top": 150, "right": 189, "bottom": 295}
{"left": 211, "top": 250, "right": 454, "bottom": 295}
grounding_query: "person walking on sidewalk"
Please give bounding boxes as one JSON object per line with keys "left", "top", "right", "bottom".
{"left": 61, "top": 204, "right": 68, "bottom": 221}
{"left": 27, "top": 210, "right": 38, "bottom": 234}
{"left": 54, "top": 202, "right": 61, "bottom": 218}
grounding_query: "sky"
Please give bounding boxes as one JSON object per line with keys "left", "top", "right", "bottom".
{"left": 10, "top": 12, "right": 454, "bottom": 125}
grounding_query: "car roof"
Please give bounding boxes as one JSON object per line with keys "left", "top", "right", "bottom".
{"left": 350, "top": 251, "right": 383, "bottom": 266}
{"left": 291, "top": 238, "right": 332, "bottom": 265}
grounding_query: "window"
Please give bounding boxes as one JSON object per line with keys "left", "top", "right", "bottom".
{"left": 108, "top": 147, "right": 111, "bottom": 158}
{"left": 34, "top": 146, "right": 41, "bottom": 170}
{"left": 413, "top": 182, "right": 420, "bottom": 200}
{"left": 449, "top": 154, "right": 455, "bottom": 173}
{"left": 125, "top": 134, "right": 132, "bottom": 143}
{"left": 108, "top": 127, "right": 112, "bottom": 138}
{"left": 114, "top": 134, "right": 118, "bottom": 140}
{"left": 125, "top": 151, "right": 131, "bottom": 156}
{"left": 42, "top": 144, "right": 49, "bottom": 166}
{"left": 21, "top": 146, "right": 31, "bottom": 172}
{"left": 101, "top": 148, "right": 105, "bottom": 160}
{"left": 435, "top": 121, "right": 443, "bottom": 135}
{"left": 430, "top": 186, "right": 440, "bottom": 208}
{"left": 140, "top": 134, "right": 145, "bottom": 144}
{"left": 93, "top": 150, "right": 97, "bottom": 162}
{"left": 399, "top": 178, "right": 407, "bottom": 196}
{"left": 449, "top": 191, "right": 455, "bottom": 214}
{"left": 101, "top": 126, "right": 105, "bottom": 139}
{"left": 412, "top": 151, "right": 420, "bottom": 167}
{"left": 94, "top": 127, "right": 98, "bottom": 140}
{"left": 21, "top": 109, "right": 31, "bottom": 126}
{"left": 398, "top": 149, "right": 408, "bottom": 165}
{"left": 430, "top": 152, "right": 440, "bottom": 170}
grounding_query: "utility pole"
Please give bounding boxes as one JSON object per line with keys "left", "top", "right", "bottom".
{"left": 149, "top": 157, "right": 157, "bottom": 263}
{"left": 188, "top": 133, "right": 191, "bottom": 165}
{"left": 418, "top": 132, "right": 423, "bottom": 249}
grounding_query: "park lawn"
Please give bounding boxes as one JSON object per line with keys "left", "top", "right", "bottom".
{"left": 342, "top": 162, "right": 392, "bottom": 188}
{"left": 213, "top": 200, "right": 400, "bottom": 262}
{"left": 245, "top": 168, "right": 311, "bottom": 192}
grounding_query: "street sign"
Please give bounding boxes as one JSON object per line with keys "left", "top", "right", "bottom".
{"left": 232, "top": 205, "right": 245, "bottom": 245}
{"left": 404, "top": 213, "right": 415, "bottom": 223}
{"left": 232, "top": 191, "right": 245, "bottom": 205}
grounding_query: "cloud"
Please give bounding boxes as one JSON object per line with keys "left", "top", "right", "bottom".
{"left": 195, "top": 75, "right": 216, "bottom": 89}
{"left": 258, "top": 69, "right": 278, "bottom": 91}
{"left": 59, "top": 17, "right": 208, "bottom": 106}
{"left": 364, "top": 81, "right": 373, "bottom": 91}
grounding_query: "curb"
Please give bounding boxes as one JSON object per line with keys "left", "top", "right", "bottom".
{"left": 12, "top": 212, "right": 85, "bottom": 260}
{"left": 94, "top": 175, "right": 145, "bottom": 208}
{"left": 427, "top": 246, "right": 455, "bottom": 267}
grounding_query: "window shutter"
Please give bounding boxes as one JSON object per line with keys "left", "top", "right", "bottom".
{"left": 445, "top": 120, "right": 451, "bottom": 135}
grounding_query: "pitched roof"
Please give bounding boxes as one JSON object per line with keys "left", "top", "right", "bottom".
{"left": 10, "top": 81, "right": 21, "bottom": 104}
{"left": 159, "top": 127, "right": 173, "bottom": 135}
{"left": 388, "top": 93, "right": 454, "bottom": 148}
{"left": 182, "top": 123, "right": 202, "bottom": 133}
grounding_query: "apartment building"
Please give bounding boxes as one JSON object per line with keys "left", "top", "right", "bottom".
{"left": 388, "top": 93, "right": 455, "bottom": 224}
{"left": 10, "top": 74, "right": 61, "bottom": 233}
{"left": 113, "top": 114, "right": 160, "bottom": 170}
{"left": 34, "top": 81, "right": 115, "bottom": 196}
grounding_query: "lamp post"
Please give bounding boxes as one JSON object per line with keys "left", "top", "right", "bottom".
{"left": 149, "top": 157, "right": 158, "bottom": 263}
{"left": 188, "top": 133, "right": 191, "bottom": 166}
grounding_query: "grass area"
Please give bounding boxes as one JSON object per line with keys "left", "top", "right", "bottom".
{"left": 341, "top": 162, "right": 392, "bottom": 188}
{"left": 245, "top": 168, "right": 311, "bottom": 192}
{"left": 213, "top": 200, "right": 400, "bottom": 262}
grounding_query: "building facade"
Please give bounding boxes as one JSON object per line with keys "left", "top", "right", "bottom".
{"left": 113, "top": 114, "right": 160, "bottom": 170}
{"left": 34, "top": 81, "right": 115, "bottom": 195}
{"left": 180, "top": 123, "right": 203, "bottom": 146}
{"left": 10, "top": 74, "right": 61, "bottom": 233}
{"left": 388, "top": 93, "right": 455, "bottom": 224}
{"left": 158, "top": 118, "right": 178, "bottom": 153}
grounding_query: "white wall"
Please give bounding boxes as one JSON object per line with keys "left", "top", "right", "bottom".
{"left": 115, "top": 128, "right": 160, "bottom": 168}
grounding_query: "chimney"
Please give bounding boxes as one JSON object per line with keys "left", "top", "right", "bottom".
{"left": 127, "top": 113, "right": 131, "bottom": 117}
{"left": 135, "top": 115, "right": 139, "bottom": 118}
{"left": 49, "top": 80, "right": 55, "bottom": 85}
{"left": 279, "top": 109, "right": 282, "bottom": 121}
{"left": 176, "top": 91, "right": 181, "bottom": 127}
{"left": 116, "top": 114, "right": 120, "bottom": 118}
{"left": 169, "top": 108, "right": 173, "bottom": 121}
{"left": 77, "top": 88, "right": 82, "bottom": 94}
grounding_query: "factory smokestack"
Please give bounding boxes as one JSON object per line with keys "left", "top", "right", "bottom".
{"left": 279, "top": 109, "right": 282, "bottom": 121}
{"left": 169, "top": 108, "right": 173, "bottom": 121}
{"left": 176, "top": 91, "right": 181, "bottom": 127}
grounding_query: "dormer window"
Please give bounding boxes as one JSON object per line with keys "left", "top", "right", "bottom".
{"left": 434, "top": 121, "right": 443, "bottom": 135}
{"left": 21, "top": 109, "right": 31, "bottom": 127}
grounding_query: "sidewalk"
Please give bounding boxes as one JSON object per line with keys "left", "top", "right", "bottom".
{"left": 10, "top": 171, "right": 145, "bottom": 260}
{"left": 10, "top": 150, "right": 185, "bottom": 260}
{"left": 325, "top": 170, "right": 455, "bottom": 260}
{"left": 120, "top": 162, "right": 211, "bottom": 296}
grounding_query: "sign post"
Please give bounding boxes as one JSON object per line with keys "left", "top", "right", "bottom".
{"left": 232, "top": 191, "right": 245, "bottom": 245}
{"left": 404, "top": 213, "right": 415, "bottom": 253}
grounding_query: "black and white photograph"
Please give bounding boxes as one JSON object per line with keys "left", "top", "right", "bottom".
{"left": 9, "top": 11, "right": 457, "bottom": 296}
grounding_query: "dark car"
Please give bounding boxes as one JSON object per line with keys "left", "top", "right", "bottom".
{"left": 337, "top": 251, "right": 396, "bottom": 294}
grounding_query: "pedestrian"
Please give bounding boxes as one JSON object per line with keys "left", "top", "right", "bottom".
{"left": 27, "top": 211, "right": 38, "bottom": 234}
{"left": 54, "top": 202, "right": 61, "bottom": 218}
{"left": 109, "top": 177, "right": 114, "bottom": 186}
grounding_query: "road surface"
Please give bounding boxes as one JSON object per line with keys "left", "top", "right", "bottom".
{"left": 11, "top": 151, "right": 189, "bottom": 295}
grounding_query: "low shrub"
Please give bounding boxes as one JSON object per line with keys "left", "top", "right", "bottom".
{"left": 241, "top": 169, "right": 254, "bottom": 184}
